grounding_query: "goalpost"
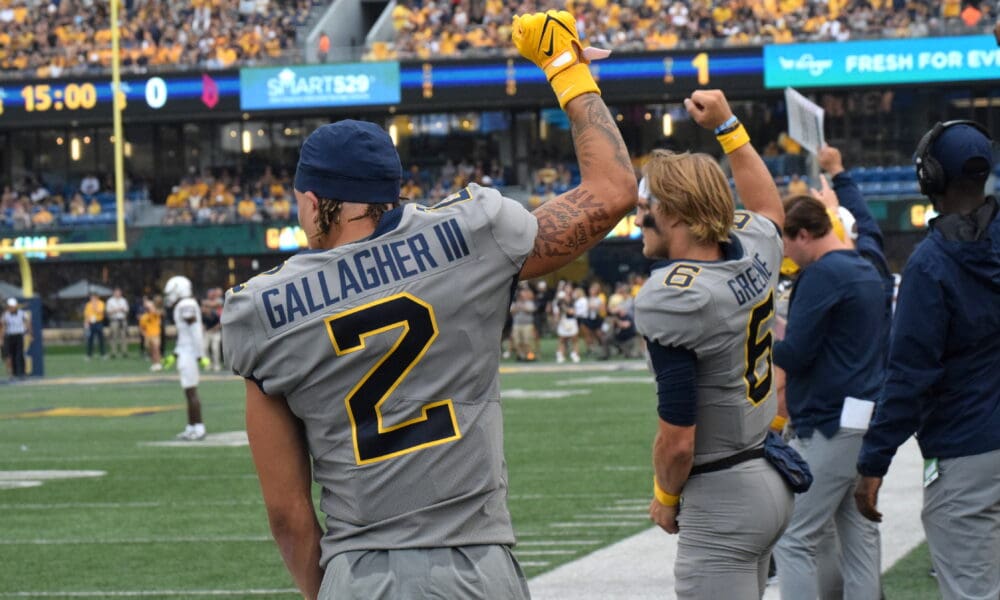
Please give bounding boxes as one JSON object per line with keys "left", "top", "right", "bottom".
{"left": 6, "top": 0, "right": 127, "bottom": 375}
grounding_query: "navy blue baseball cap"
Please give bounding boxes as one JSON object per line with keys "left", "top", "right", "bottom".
{"left": 931, "top": 123, "right": 994, "bottom": 182}
{"left": 294, "top": 120, "right": 402, "bottom": 204}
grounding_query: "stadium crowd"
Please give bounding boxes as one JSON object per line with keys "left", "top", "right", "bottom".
{"left": 372, "top": 0, "right": 994, "bottom": 60}
{"left": 0, "top": 0, "right": 319, "bottom": 78}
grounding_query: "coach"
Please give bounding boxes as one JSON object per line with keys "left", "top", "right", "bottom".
{"left": 855, "top": 121, "right": 1000, "bottom": 600}
{"left": 772, "top": 195, "right": 887, "bottom": 600}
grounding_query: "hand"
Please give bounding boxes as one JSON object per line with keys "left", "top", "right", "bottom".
{"left": 684, "top": 89, "right": 735, "bottom": 131}
{"left": 511, "top": 10, "right": 610, "bottom": 109}
{"left": 810, "top": 174, "right": 839, "bottom": 210}
{"left": 650, "top": 498, "right": 679, "bottom": 534}
{"left": 512, "top": 10, "right": 610, "bottom": 74}
{"left": 817, "top": 144, "right": 845, "bottom": 176}
{"left": 161, "top": 354, "right": 176, "bottom": 370}
{"left": 854, "top": 476, "right": 883, "bottom": 522}
{"left": 199, "top": 356, "right": 211, "bottom": 369}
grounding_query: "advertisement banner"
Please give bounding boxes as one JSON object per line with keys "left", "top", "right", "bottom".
{"left": 764, "top": 35, "right": 1000, "bottom": 88}
{"left": 240, "top": 62, "right": 401, "bottom": 110}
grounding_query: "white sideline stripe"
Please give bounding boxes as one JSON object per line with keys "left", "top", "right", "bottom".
{"left": 556, "top": 376, "right": 652, "bottom": 385}
{"left": 0, "top": 589, "right": 298, "bottom": 597}
{"left": 515, "top": 550, "right": 578, "bottom": 556}
{"left": 602, "top": 465, "right": 647, "bottom": 471}
{"left": 600, "top": 506, "right": 652, "bottom": 512}
{"left": 0, "top": 500, "right": 262, "bottom": 510}
{"left": 518, "top": 561, "right": 551, "bottom": 568}
{"left": 517, "top": 540, "right": 599, "bottom": 546}
{"left": 0, "top": 535, "right": 273, "bottom": 545}
{"left": 0, "top": 471, "right": 105, "bottom": 480}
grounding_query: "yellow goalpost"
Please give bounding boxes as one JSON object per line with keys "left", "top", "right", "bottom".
{"left": 9, "top": 0, "right": 127, "bottom": 296}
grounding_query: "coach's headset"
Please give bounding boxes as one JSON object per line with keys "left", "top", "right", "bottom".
{"left": 914, "top": 120, "right": 993, "bottom": 196}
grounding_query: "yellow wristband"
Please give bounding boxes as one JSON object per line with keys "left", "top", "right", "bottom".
{"left": 770, "top": 415, "right": 788, "bottom": 431}
{"left": 653, "top": 478, "right": 680, "bottom": 507}
{"left": 547, "top": 62, "right": 600, "bottom": 110}
{"left": 717, "top": 124, "right": 751, "bottom": 154}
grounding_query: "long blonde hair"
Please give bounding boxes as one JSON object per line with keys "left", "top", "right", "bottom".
{"left": 643, "top": 149, "right": 734, "bottom": 244}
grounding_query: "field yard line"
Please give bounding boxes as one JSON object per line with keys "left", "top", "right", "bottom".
{"left": 0, "top": 590, "right": 299, "bottom": 597}
{"left": 529, "top": 438, "right": 925, "bottom": 600}
{"left": 0, "top": 535, "right": 273, "bottom": 545}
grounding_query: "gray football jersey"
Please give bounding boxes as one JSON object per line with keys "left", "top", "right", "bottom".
{"left": 635, "top": 211, "right": 783, "bottom": 466}
{"left": 222, "top": 184, "right": 538, "bottom": 566}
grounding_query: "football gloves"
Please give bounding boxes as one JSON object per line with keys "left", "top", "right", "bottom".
{"left": 512, "top": 10, "right": 610, "bottom": 109}
{"left": 161, "top": 354, "right": 176, "bottom": 370}
{"left": 199, "top": 356, "right": 211, "bottom": 370}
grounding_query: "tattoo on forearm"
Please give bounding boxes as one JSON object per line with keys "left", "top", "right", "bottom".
{"left": 570, "top": 95, "right": 632, "bottom": 174}
{"left": 529, "top": 94, "right": 633, "bottom": 262}
{"left": 531, "top": 188, "right": 614, "bottom": 260}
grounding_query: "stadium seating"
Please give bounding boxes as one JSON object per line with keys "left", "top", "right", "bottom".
{"left": 0, "top": 0, "right": 323, "bottom": 77}
{"left": 367, "top": 0, "right": 992, "bottom": 60}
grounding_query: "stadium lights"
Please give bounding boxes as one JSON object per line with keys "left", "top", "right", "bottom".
{"left": 241, "top": 130, "right": 252, "bottom": 154}
{"left": 388, "top": 123, "right": 398, "bottom": 147}
{"left": 662, "top": 113, "right": 673, "bottom": 138}
{"left": 70, "top": 138, "right": 81, "bottom": 161}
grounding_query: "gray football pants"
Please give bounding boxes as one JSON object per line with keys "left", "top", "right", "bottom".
{"left": 320, "top": 544, "right": 530, "bottom": 599}
{"left": 774, "top": 429, "right": 881, "bottom": 600}
{"left": 675, "top": 458, "right": 794, "bottom": 600}
{"left": 922, "top": 447, "right": 1000, "bottom": 600}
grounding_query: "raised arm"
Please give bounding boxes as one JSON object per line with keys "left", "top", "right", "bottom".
{"left": 512, "top": 10, "right": 637, "bottom": 280}
{"left": 685, "top": 90, "right": 783, "bottom": 229}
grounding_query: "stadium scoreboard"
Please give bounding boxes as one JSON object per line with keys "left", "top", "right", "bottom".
{"left": 0, "top": 72, "right": 241, "bottom": 126}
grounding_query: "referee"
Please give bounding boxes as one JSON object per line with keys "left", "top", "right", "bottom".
{"left": 2, "top": 298, "right": 30, "bottom": 379}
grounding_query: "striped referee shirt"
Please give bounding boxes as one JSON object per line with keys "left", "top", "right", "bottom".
{"left": 2, "top": 309, "right": 27, "bottom": 335}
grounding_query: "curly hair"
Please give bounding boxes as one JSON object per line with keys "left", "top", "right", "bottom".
{"left": 312, "top": 197, "right": 396, "bottom": 239}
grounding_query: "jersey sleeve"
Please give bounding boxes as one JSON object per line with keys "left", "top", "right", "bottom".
{"left": 634, "top": 279, "right": 711, "bottom": 351}
{"left": 734, "top": 210, "right": 783, "bottom": 284}
{"left": 221, "top": 287, "right": 261, "bottom": 380}
{"left": 466, "top": 184, "right": 538, "bottom": 269}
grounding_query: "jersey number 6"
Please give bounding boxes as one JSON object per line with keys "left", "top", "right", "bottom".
{"left": 744, "top": 290, "right": 774, "bottom": 406}
{"left": 326, "top": 293, "right": 462, "bottom": 465}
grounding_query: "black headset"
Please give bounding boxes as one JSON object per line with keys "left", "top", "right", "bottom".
{"left": 914, "top": 120, "right": 993, "bottom": 196}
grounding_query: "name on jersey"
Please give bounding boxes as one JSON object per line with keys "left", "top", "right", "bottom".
{"left": 261, "top": 219, "right": 471, "bottom": 329}
{"left": 727, "top": 252, "right": 774, "bottom": 307}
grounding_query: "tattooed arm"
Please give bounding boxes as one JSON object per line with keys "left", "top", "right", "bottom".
{"left": 521, "top": 94, "right": 637, "bottom": 280}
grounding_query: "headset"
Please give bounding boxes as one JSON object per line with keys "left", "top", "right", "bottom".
{"left": 914, "top": 120, "right": 993, "bottom": 196}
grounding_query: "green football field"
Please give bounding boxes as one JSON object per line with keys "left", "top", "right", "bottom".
{"left": 0, "top": 345, "right": 938, "bottom": 598}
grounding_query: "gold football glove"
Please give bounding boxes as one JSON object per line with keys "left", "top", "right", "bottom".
{"left": 512, "top": 10, "right": 610, "bottom": 109}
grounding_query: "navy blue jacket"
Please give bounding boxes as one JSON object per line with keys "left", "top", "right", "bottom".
{"left": 774, "top": 250, "right": 888, "bottom": 438}
{"left": 858, "top": 198, "right": 1000, "bottom": 477}
{"left": 832, "top": 172, "right": 895, "bottom": 321}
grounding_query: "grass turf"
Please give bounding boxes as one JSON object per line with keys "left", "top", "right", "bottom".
{"left": 0, "top": 344, "right": 937, "bottom": 598}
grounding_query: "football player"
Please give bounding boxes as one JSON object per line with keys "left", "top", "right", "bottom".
{"left": 221, "top": 10, "right": 635, "bottom": 600}
{"left": 164, "top": 275, "right": 207, "bottom": 441}
{"left": 635, "top": 90, "right": 793, "bottom": 599}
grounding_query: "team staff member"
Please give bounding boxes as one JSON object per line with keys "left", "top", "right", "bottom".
{"left": 222, "top": 11, "right": 635, "bottom": 599}
{"left": 1, "top": 298, "right": 29, "bottom": 379}
{"left": 635, "top": 89, "right": 792, "bottom": 599}
{"left": 771, "top": 195, "right": 885, "bottom": 600}
{"left": 856, "top": 121, "right": 1000, "bottom": 600}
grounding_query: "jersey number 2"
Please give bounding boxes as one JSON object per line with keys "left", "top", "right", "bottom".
{"left": 326, "top": 293, "right": 461, "bottom": 465}
{"left": 744, "top": 290, "right": 774, "bottom": 406}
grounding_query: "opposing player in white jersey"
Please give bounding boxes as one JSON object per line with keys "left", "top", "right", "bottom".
{"left": 636, "top": 90, "right": 792, "bottom": 599}
{"left": 222, "top": 11, "right": 635, "bottom": 600}
{"left": 164, "top": 275, "right": 207, "bottom": 441}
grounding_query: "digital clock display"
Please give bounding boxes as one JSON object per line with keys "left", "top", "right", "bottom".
{"left": 0, "top": 72, "right": 240, "bottom": 127}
